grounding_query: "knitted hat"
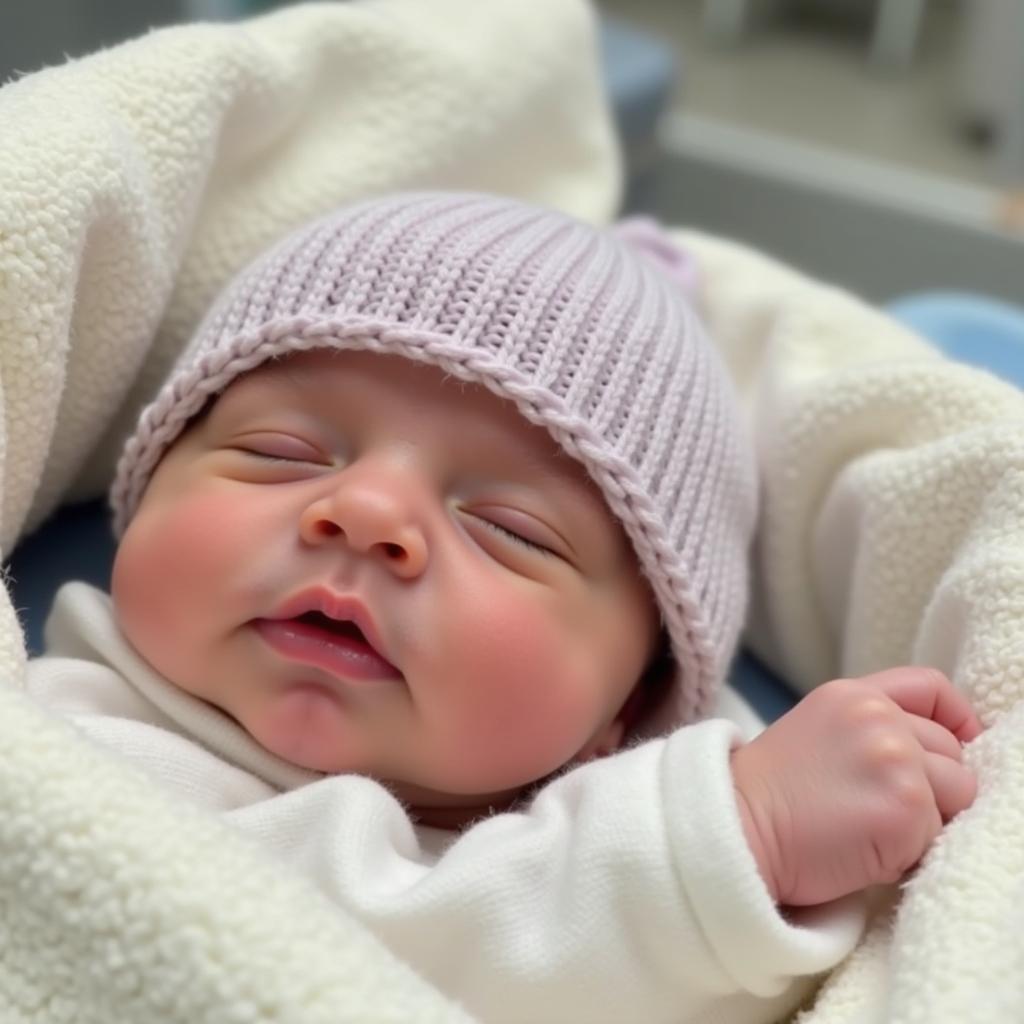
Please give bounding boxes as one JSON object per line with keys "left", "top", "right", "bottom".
{"left": 110, "top": 192, "right": 757, "bottom": 734}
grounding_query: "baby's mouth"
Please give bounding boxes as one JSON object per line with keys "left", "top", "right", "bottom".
{"left": 295, "top": 610, "right": 368, "bottom": 643}
{"left": 254, "top": 609, "right": 403, "bottom": 683}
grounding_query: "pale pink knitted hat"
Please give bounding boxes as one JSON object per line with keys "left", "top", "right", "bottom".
{"left": 110, "top": 192, "right": 757, "bottom": 733}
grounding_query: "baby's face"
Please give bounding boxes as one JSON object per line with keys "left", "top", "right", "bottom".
{"left": 112, "top": 349, "right": 659, "bottom": 820}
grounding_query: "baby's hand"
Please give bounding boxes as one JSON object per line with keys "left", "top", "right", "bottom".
{"left": 730, "top": 667, "right": 983, "bottom": 907}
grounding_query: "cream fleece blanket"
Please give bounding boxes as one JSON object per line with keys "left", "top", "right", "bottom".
{"left": 680, "top": 230, "right": 1024, "bottom": 1023}
{"left": 2, "top": 0, "right": 1023, "bottom": 1020}
{"left": 0, "top": 2, "right": 615, "bottom": 1020}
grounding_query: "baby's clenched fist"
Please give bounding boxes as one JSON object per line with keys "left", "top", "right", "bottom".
{"left": 730, "top": 667, "right": 982, "bottom": 907}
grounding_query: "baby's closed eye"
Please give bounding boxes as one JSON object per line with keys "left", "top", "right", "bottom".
{"left": 458, "top": 506, "right": 570, "bottom": 561}
{"left": 230, "top": 432, "right": 330, "bottom": 464}
{"left": 471, "top": 515, "right": 554, "bottom": 555}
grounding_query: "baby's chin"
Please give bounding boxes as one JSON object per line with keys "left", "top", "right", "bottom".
{"left": 242, "top": 683, "right": 357, "bottom": 773}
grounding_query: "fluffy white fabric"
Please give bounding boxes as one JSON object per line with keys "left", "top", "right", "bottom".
{"left": 681, "top": 230, "right": 1024, "bottom": 1022}
{"left": 0, "top": 1, "right": 616, "bottom": 1020}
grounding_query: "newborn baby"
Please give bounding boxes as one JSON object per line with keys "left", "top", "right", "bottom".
{"left": 27, "top": 191, "right": 980, "bottom": 1024}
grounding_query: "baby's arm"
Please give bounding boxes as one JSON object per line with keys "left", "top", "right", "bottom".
{"left": 731, "top": 666, "right": 982, "bottom": 907}
{"left": 223, "top": 720, "right": 866, "bottom": 1024}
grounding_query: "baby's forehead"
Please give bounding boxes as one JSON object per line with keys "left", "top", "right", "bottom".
{"left": 206, "top": 347, "right": 594, "bottom": 487}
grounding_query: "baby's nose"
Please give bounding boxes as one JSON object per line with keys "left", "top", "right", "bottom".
{"left": 298, "top": 471, "right": 429, "bottom": 579}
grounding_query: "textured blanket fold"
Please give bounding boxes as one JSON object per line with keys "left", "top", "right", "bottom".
{"left": 3, "top": 0, "right": 1023, "bottom": 1019}
{"left": 680, "top": 230, "right": 1024, "bottom": 1022}
{"left": 0, "top": 2, "right": 616, "bottom": 1020}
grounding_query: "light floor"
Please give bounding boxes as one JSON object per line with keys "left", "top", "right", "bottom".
{"left": 598, "top": 0, "right": 1003, "bottom": 188}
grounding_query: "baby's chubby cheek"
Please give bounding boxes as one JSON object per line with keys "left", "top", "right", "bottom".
{"left": 111, "top": 486, "right": 254, "bottom": 675}
{"left": 431, "top": 592, "right": 607, "bottom": 787}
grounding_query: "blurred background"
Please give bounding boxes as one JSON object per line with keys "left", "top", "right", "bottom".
{"left": 598, "top": 0, "right": 1024, "bottom": 305}
{"left": 2, "top": 0, "right": 1022, "bottom": 304}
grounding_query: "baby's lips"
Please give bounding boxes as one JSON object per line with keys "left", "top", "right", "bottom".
{"left": 268, "top": 585, "right": 398, "bottom": 669}
{"left": 253, "top": 615, "right": 404, "bottom": 683}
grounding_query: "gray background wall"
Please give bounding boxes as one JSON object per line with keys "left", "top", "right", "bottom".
{"left": 644, "top": 126, "right": 1023, "bottom": 306}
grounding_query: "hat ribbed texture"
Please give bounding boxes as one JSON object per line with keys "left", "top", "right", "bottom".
{"left": 110, "top": 192, "right": 757, "bottom": 732}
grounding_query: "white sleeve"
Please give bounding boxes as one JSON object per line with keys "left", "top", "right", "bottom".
{"left": 224, "top": 719, "right": 866, "bottom": 1024}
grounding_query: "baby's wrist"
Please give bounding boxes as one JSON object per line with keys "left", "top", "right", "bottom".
{"left": 731, "top": 762, "right": 784, "bottom": 905}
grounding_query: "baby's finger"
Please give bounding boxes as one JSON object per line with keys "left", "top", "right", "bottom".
{"left": 868, "top": 667, "right": 983, "bottom": 743}
{"left": 906, "top": 714, "right": 964, "bottom": 762}
{"left": 923, "top": 751, "right": 978, "bottom": 822}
